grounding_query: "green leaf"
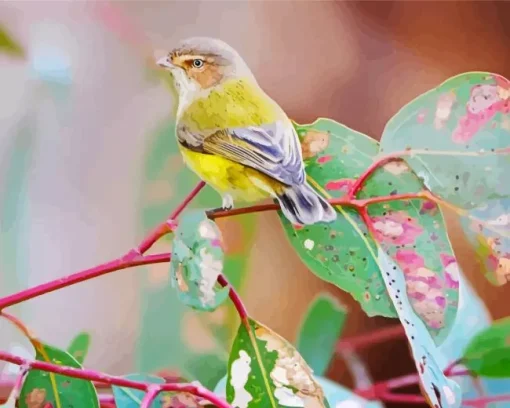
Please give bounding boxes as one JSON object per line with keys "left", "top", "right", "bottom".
{"left": 279, "top": 119, "right": 396, "bottom": 318}
{"left": 67, "top": 332, "right": 91, "bottom": 365}
{"left": 380, "top": 72, "right": 510, "bottom": 209}
{"left": 360, "top": 162, "right": 459, "bottom": 343}
{"left": 0, "top": 25, "right": 24, "bottom": 57}
{"left": 18, "top": 341, "right": 99, "bottom": 408}
{"left": 460, "top": 198, "right": 510, "bottom": 286}
{"left": 462, "top": 317, "right": 510, "bottom": 377}
{"left": 170, "top": 210, "right": 230, "bottom": 311}
{"left": 227, "top": 318, "right": 329, "bottom": 408}
{"left": 296, "top": 293, "right": 346, "bottom": 376}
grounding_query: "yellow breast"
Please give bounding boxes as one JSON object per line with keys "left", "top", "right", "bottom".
{"left": 179, "top": 146, "right": 277, "bottom": 202}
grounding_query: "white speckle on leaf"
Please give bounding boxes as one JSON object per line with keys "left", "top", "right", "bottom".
{"left": 373, "top": 220, "right": 404, "bottom": 238}
{"left": 304, "top": 239, "right": 315, "bottom": 250}
{"left": 230, "top": 350, "right": 253, "bottom": 408}
{"left": 199, "top": 220, "right": 219, "bottom": 240}
{"left": 274, "top": 386, "right": 305, "bottom": 407}
{"left": 487, "top": 213, "right": 510, "bottom": 226}
{"left": 443, "top": 386, "right": 456, "bottom": 405}
{"left": 445, "top": 262, "right": 460, "bottom": 282}
{"left": 383, "top": 161, "right": 409, "bottom": 175}
{"left": 198, "top": 247, "right": 223, "bottom": 307}
{"left": 335, "top": 401, "right": 364, "bottom": 408}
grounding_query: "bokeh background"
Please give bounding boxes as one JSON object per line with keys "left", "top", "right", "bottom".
{"left": 1, "top": 1, "right": 510, "bottom": 405}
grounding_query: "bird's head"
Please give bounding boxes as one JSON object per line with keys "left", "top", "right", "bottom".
{"left": 157, "top": 37, "right": 254, "bottom": 94}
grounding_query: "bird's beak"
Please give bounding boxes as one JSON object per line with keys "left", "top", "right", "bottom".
{"left": 157, "top": 55, "right": 175, "bottom": 70}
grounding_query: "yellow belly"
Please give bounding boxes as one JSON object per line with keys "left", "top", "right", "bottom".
{"left": 179, "top": 146, "right": 279, "bottom": 203}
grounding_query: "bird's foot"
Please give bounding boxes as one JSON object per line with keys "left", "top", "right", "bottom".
{"left": 208, "top": 194, "right": 234, "bottom": 214}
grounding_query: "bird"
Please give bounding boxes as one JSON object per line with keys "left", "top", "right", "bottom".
{"left": 157, "top": 37, "right": 336, "bottom": 226}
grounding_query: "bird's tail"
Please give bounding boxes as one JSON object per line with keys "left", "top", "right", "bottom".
{"left": 275, "top": 182, "right": 337, "bottom": 226}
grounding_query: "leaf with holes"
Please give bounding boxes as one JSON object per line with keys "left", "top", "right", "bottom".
{"left": 170, "top": 211, "right": 229, "bottom": 311}
{"left": 380, "top": 72, "right": 510, "bottom": 209}
{"left": 67, "top": 332, "right": 91, "bottom": 365}
{"left": 460, "top": 198, "right": 510, "bottom": 286}
{"left": 376, "top": 250, "right": 461, "bottom": 408}
{"left": 279, "top": 118, "right": 396, "bottom": 318}
{"left": 297, "top": 293, "right": 347, "bottom": 376}
{"left": 227, "top": 318, "right": 329, "bottom": 408}
{"left": 360, "top": 162, "right": 459, "bottom": 344}
{"left": 0, "top": 25, "right": 24, "bottom": 57}
{"left": 461, "top": 317, "right": 510, "bottom": 378}
{"left": 18, "top": 342, "right": 99, "bottom": 408}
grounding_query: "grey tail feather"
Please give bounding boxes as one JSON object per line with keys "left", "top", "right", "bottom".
{"left": 275, "top": 182, "right": 337, "bottom": 226}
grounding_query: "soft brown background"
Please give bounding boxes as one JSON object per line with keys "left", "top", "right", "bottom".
{"left": 1, "top": 1, "right": 510, "bottom": 405}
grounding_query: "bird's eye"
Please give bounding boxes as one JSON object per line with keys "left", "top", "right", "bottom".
{"left": 192, "top": 59, "right": 204, "bottom": 68}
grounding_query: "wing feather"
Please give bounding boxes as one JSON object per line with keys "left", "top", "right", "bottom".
{"left": 201, "top": 121, "right": 305, "bottom": 185}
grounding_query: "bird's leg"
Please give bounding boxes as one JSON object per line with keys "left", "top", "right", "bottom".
{"left": 208, "top": 194, "right": 234, "bottom": 214}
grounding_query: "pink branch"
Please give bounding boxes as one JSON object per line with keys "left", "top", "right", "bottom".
{"left": 0, "top": 253, "right": 170, "bottom": 310}
{"left": 140, "top": 385, "right": 161, "bottom": 408}
{"left": 0, "top": 351, "right": 232, "bottom": 408}
{"left": 218, "top": 274, "right": 249, "bottom": 322}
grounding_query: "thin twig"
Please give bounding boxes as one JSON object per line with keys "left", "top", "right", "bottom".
{"left": 140, "top": 385, "right": 162, "bottom": 408}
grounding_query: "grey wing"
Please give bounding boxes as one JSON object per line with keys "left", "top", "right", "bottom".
{"left": 181, "top": 121, "right": 306, "bottom": 186}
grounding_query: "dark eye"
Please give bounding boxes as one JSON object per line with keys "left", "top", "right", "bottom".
{"left": 192, "top": 59, "right": 204, "bottom": 68}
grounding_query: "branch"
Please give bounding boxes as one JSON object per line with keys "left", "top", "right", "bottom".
{"left": 140, "top": 385, "right": 161, "bottom": 408}
{"left": 0, "top": 351, "right": 232, "bottom": 408}
{"left": 0, "top": 181, "right": 206, "bottom": 310}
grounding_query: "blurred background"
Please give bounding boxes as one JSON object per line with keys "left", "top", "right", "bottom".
{"left": 1, "top": 1, "right": 510, "bottom": 405}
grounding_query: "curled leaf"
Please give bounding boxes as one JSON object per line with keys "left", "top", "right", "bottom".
{"left": 227, "top": 318, "right": 329, "bottom": 408}
{"left": 170, "top": 211, "right": 229, "bottom": 311}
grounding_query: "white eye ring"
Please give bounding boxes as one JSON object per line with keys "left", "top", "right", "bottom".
{"left": 192, "top": 59, "right": 204, "bottom": 68}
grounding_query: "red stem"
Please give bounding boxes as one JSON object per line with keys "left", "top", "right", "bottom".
{"left": 140, "top": 385, "right": 161, "bottom": 408}
{"left": 218, "top": 274, "right": 249, "bottom": 322}
{"left": 0, "top": 253, "right": 170, "bottom": 311}
{"left": 0, "top": 351, "right": 232, "bottom": 408}
{"left": 336, "top": 324, "right": 404, "bottom": 351}
{"left": 347, "top": 155, "right": 396, "bottom": 199}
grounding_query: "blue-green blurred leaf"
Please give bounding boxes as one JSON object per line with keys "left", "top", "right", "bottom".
{"left": 112, "top": 373, "right": 164, "bottom": 407}
{"left": 296, "top": 293, "right": 346, "bottom": 376}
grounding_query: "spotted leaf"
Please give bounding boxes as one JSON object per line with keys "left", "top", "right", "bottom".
{"left": 376, "top": 250, "right": 461, "bottom": 408}
{"left": 380, "top": 72, "right": 510, "bottom": 210}
{"left": 460, "top": 198, "right": 510, "bottom": 286}
{"left": 280, "top": 118, "right": 396, "bottom": 318}
{"left": 170, "top": 211, "right": 229, "bottom": 311}
{"left": 227, "top": 318, "right": 329, "bottom": 408}
{"left": 360, "top": 163, "right": 459, "bottom": 344}
{"left": 18, "top": 341, "right": 99, "bottom": 408}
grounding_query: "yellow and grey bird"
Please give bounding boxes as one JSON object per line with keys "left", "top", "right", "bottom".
{"left": 157, "top": 37, "right": 336, "bottom": 225}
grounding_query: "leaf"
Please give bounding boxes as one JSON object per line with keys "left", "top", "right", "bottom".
{"left": 279, "top": 119, "right": 396, "bottom": 318}
{"left": 67, "top": 332, "right": 91, "bottom": 365}
{"left": 376, "top": 250, "right": 461, "bottom": 408}
{"left": 380, "top": 72, "right": 510, "bottom": 209}
{"left": 112, "top": 373, "right": 164, "bottom": 407}
{"left": 360, "top": 162, "right": 459, "bottom": 344}
{"left": 18, "top": 341, "right": 99, "bottom": 408}
{"left": 227, "top": 318, "right": 329, "bottom": 408}
{"left": 460, "top": 198, "right": 510, "bottom": 286}
{"left": 170, "top": 210, "right": 229, "bottom": 311}
{"left": 0, "top": 25, "right": 24, "bottom": 57}
{"left": 215, "top": 375, "right": 383, "bottom": 408}
{"left": 296, "top": 293, "right": 347, "bottom": 376}
{"left": 461, "top": 317, "right": 510, "bottom": 378}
